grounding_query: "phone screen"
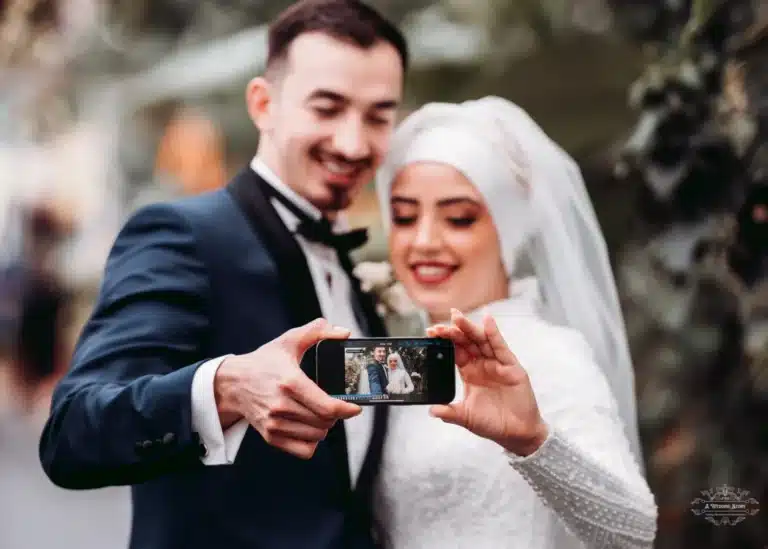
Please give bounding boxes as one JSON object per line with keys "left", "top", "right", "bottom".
{"left": 315, "top": 337, "right": 455, "bottom": 405}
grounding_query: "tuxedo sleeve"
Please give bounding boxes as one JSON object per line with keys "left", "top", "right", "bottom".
{"left": 39, "top": 203, "right": 213, "bottom": 489}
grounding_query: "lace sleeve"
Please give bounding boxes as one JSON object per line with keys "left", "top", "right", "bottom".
{"left": 506, "top": 330, "right": 658, "bottom": 549}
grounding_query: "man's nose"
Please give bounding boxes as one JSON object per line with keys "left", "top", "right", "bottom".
{"left": 332, "top": 116, "right": 369, "bottom": 160}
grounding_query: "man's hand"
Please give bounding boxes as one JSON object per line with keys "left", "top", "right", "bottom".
{"left": 427, "top": 310, "right": 549, "bottom": 457}
{"left": 213, "top": 318, "right": 361, "bottom": 459}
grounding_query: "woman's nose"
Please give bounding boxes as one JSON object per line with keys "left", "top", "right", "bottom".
{"left": 413, "top": 218, "right": 441, "bottom": 249}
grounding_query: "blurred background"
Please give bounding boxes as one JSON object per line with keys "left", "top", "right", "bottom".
{"left": 1, "top": 0, "right": 767, "bottom": 547}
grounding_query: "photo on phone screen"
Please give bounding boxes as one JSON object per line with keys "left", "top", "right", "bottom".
{"left": 315, "top": 338, "right": 455, "bottom": 405}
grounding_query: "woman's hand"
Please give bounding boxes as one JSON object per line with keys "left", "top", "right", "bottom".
{"left": 427, "top": 309, "right": 549, "bottom": 457}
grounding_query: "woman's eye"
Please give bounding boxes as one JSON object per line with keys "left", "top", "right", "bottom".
{"left": 448, "top": 217, "right": 476, "bottom": 227}
{"left": 392, "top": 215, "right": 417, "bottom": 226}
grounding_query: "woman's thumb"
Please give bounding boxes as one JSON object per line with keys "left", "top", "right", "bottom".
{"left": 429, "top": 403, "right": 463, "bottom": 426}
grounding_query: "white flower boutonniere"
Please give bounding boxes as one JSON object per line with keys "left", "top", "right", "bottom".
{"left": 353, "top": 261, "right": 418, "bottom": 317}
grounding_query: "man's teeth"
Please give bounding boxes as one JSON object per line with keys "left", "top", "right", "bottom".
{"left": 322, "top": 159, "right": 355, "bottom": 175}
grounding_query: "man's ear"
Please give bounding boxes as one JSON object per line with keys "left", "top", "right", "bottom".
{"left": 246, "top": 76, "right": 273, "bottom": 131}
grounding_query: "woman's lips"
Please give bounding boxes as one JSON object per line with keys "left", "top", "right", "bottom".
{"left": 409, "top": 263, "right": 458, "bottom": 285}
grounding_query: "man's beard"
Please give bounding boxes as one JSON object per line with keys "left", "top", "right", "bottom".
{"left": 325, "top": 183, "right": 353, "bottom": 211}
{"left": 307, "top": 145, "right": 371, "bottom": 211}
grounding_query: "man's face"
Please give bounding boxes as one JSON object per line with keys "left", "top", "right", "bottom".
{"left": 256, "top": 32, "right": 403, "bottom": 212}
{"left": 373, "top": 347, "right": 387, "bottom": 363}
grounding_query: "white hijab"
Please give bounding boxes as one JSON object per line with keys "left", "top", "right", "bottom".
{"left": 375, "top": 96, "right": 643, "bottom": 466}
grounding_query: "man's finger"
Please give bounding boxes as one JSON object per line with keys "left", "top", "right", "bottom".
{"left": 263, "top": 417, "right": 328, "bottom": 442}
{"left": 280, "top": 373, "right": 361, "bottom": 420}
{"left": 281, "top": 318, "right": 351, "bottom": 357}
{"left": 264, "top": 433, "right": 318, "bottom": 460}
{"left": 270, "top": 397, "right": 336, "bottom": 429}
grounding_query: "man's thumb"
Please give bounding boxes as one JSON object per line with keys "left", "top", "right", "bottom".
{"left": 281, "top": 318, "right": 350, "bottom": 356}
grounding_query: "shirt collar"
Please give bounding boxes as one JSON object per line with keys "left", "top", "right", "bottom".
{"left": 250, "top": 155, "right": 350, "bottom": 233}
{"left": 250, "top": 156, "right": 322, "bottom": 222}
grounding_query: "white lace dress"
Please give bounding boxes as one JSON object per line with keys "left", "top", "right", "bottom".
{"left": 344, "top": 278, "right": 658, "bottom": 549}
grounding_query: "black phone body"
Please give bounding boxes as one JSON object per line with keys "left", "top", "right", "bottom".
{"left": 315, "top": 337, "right": 456, "bottom": 405}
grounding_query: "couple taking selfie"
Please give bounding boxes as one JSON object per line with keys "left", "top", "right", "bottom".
{"left": 38, "top": 1, "right": 658, "bottom": 548}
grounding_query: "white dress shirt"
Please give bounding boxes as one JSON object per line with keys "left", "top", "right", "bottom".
{"left": 190, "top": 157, "right": 374, "bottom": 483}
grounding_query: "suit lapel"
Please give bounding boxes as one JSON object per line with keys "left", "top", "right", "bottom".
{"left": 227, "top": 167, "right": 355, "bottom": 499}
{"left": 227, "top": 168, "right": 323, "bottom": 327}
{"left": 227, "top": 166, "right": 389, "bottom": 525}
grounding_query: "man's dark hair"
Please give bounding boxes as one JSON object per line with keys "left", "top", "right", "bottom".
{"left": 266, "top": 0, "right": 409, "bottom": 74}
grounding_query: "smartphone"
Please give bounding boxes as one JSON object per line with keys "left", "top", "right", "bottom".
{"left": 315, "top": 337, "right": 455, "bottom": 405}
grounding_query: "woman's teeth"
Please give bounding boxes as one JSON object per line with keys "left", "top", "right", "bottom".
{"left": 412, "top": 265, "right": 455, "bottom": 283}
{"left": 415, "top": 266, "right": 450, "bottom": 277}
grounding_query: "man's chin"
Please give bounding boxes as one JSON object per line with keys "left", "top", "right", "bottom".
{"left": 313, "top": 190, "right": 354, "bottom": 212}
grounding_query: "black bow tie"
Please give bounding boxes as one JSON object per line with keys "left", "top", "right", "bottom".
{"left": 262, "top": 181, "right": 368, "bottom": 253}
{"left": 296, "top": 218, "right": 369, "bottom": 253}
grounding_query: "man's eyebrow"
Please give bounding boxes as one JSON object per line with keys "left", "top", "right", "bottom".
{"left": 372, "top": 99, "right": 399, "bottom": 110}
{"left": 306, "top": 90, "right": 400, "bottom": 110}
{"left": 307, "top": 89, "right": 347, "bottom": 103}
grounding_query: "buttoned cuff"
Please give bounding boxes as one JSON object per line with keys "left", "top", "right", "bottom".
{"left": 191, "top": 354, "right": 249, "bottom": 465}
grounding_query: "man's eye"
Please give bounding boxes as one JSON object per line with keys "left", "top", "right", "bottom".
{"left": 367, "top": 116, "right": 390, "bottom": 126}
{"left": 314, "top": 107, "right": 338, "bottom": 117}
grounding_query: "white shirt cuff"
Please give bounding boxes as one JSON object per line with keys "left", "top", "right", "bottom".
{"left": 191, "top": 354, "right": 249, "bottom": 465}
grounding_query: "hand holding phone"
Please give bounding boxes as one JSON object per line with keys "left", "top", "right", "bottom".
{"left": 213, "top": 318, "right": 361, "bottom": 460}
{"left": 315, "top": 337, "right": 456, "bottom": 405}
{"left": 426, "top": 310, "right": 549, "bottom": 457}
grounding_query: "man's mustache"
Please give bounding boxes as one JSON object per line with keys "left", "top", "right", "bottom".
{"left": 310, "top": 147, "right": 373, "bottom": 171}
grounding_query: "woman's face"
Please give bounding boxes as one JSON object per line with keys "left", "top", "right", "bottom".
{"left": 388, "top": 356, "right": 398, "bottom": 370}
{"left": 388, "top": 162, "right": 509, "bottom": 322}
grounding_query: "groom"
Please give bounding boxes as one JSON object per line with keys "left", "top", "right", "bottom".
{"left": 366, "top": 345, "right": 389, "bottom": 395}
{"left": 38, "top": 1, "right": 407, "bottom": 548}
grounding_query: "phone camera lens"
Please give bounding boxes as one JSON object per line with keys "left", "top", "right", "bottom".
{"left": 437, "top": 353, "right": 443, "bottom": 360}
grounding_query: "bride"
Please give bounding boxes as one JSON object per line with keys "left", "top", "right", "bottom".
{"left": 384, "top": 352, "right": 414, "bottom": 395}
{"left": 361, "top": 96, "right": 657, "bottom": 548}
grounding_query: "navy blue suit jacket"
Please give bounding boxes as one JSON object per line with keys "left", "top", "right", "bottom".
{"left": 366, "top": 362, "right": 388, "bottom": 395}
{"left": 39, "top": 169, "right": 388, "bottom": 549}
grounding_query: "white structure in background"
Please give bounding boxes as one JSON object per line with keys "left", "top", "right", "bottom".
{"left": 0, "top": 0, "right": 122, "bottom": 288}
{"left": 0, "top": 92, "right": 124, "bottom": 289}
{"left": 121, "top": 4, "right": 486, "bottom": 108}
{"left": 0, "top": 4, "right": 487, "bottom": 287}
